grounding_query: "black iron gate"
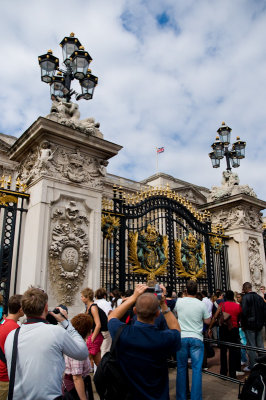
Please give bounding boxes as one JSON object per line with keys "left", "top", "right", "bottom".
{"left": 0, "top": 180, "right": 29, "bottom": 314}
{"left": 101, "top": 186, "right": 230, "bottom": 294}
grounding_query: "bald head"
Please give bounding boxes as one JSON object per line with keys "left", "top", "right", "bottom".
{"left": 135, "top": 293, "right": 160, "bottom": 323}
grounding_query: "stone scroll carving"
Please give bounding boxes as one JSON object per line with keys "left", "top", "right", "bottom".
{"left": 49, "top": 200, "right": 89, "bottom": 304}
{"left": 248, "top": 237, "right": 264, "bottom": 292}
{"left": 46, "top": 98, "right": 103, "bottom": 139}
{"left": 211, "top": 205, "right": 263, "bottom": 231}
{"left": 17, "top": 142, "right": 108, "bottom": 187}
{"left": 208, "top": 171, "right": 257, "bottom": 202}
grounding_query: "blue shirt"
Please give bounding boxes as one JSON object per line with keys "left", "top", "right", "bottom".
{"left": 108, "top": 318, "right": 181, "bottom": 400}
{"left": 131, "top": 311, "right": 168, "bottom": 330}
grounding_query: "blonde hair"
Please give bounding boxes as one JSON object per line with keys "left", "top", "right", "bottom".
{"left": 81, "top": 288, "right": 94, "bottom": 301}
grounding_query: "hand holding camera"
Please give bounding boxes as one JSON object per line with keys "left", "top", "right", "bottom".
{"left": 47, "top": 304, "right": 68, "bottom": 324}
{"left": 145, "top": 283, "right": 165, "bottom": 301}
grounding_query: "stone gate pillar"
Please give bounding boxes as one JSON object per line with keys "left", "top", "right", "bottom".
{"left": 8, "top": 109, "right": 121, "bottom": 315}
{"left": 203, "top": 171, "right": 266, "bottom": 293}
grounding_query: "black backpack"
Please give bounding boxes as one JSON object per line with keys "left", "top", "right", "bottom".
{"left": 94, "top": 324, "right": 133, "bottom": 400}
{"left": 239, "top": 363, "right": 266, "bottom": 400}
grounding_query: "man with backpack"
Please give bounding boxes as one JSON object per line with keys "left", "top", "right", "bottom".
{"left": 107, "top": 283, "right": 181, "bottom": 400}
{"left": 241, "top": 281, "right": 266, "bottom": 372}
{"left": 0, "top": 295, "right": 24, "bottom": 400}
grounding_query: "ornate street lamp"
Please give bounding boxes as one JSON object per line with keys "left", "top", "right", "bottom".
{"left": 209, "top": 122, "right": 246, "bottom": 171}
{"left": 38, "top": 50, "right": 59, "bottom": 83}
{"left": 209, "top": 151, "right": 220, "bottom": 168}
{"left": 50, "top": 72, "right": 65, "bottom": 98}
{"left": 70, "top": 47, "right": 92, "bottom": 80}
{"left": 77, "top": 70, "right": 98, "bottom": 100}
{"left": 38, "top": 33, "right": 98, "bottom": 102}
{"left": 60, "top": 34, "right": 82, "bottom": 65}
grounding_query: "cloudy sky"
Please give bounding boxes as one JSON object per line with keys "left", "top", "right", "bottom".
{"left": 1, "top": 0, "right": 266, "bottom": 206}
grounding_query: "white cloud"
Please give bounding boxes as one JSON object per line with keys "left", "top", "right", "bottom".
{"left": 0, "top": 0, "right": 266, "bottom": 212}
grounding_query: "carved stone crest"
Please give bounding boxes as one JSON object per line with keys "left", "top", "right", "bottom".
{"left": 248, "top": 237, "right": 264, "bottom": 292}
{"left": 49, "top": 200, "right": 89, "bottom": 304}
{"left": 17, "top": 142, "right": 108, "bottom": 188}
{"left": 211, "top": 206, "right": 263, "bottom": 231}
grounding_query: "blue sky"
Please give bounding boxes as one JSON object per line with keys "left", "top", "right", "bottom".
{"left": 1, "top": 0, "right": 266, "bottom": 207}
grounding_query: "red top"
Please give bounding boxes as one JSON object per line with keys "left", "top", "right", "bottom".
{"left": 0, "top": 319, "right": 19, "bottom": 381}
{"left": 221, "top": 301, "right": 242, "bottom": 328}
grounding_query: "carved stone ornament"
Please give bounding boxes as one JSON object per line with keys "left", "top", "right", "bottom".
{"left": 211, "top": 205, "right": 263, "bottom": 231}
{"left": 46, "top": 97, "right": 103, "bottom": 139}
{"left": 17, "top": 141, "right": 108, "bottom": 187}
{"left": 174, "top": 232, "right": 206, "bottom": 280}
{"left": 208, "top": 170, "right": 257, "bottom": 202}
{"left": 128, "top": 224, "right": 169, "bottom": 280}
{"left": 248, "top": 237, "right": 264, "bottom": 292}
{"left": 49, "top": 200, "right": 89, "bottom": 304}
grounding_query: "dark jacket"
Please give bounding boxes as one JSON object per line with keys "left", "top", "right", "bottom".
{"left": 241, "top": 292, "right": 266, "bottom": 331}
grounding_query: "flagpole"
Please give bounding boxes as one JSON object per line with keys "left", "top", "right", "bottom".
{"left": 156, "top": 147, "right": 158, "bottom": 174}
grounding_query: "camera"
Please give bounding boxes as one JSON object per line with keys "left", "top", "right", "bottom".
{"left": 46, "top": 304, "right": 68, "bottom": 325}
{"left": 52, "top": 304, "right": 68, "bottom": 314}
{"left": 145, "top": 283, "right": 163, "bottom": 301}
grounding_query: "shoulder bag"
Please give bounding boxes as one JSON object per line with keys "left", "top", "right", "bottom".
{"left": 217, "top": 303, "right": 233, "bottom": 330}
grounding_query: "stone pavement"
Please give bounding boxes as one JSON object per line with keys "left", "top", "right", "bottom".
{"left": 169, "top": 368, "right": 240, "bottom": 400}
{"left": 92, "top": 367, "right": 240, "bottom": 399}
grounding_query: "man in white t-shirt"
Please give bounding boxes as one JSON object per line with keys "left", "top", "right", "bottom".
{"left": 94, "top": 288, "right": 112, "bottom": 356}
{"left": 201, "top": 290, "right": 213, "bottom": 318}
{"left": 174, "top": 280, "right": 211, "bottom": 400}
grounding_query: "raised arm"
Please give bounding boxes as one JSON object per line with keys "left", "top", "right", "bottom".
{"left": 108, "top": 284, "right": 147, "bottom": 321}
{"left": 51, "top": 307, "right": 88, "bottom": 360}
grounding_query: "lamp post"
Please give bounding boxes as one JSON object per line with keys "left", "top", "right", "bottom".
{"left": 209, "top": 122, "right": 246, "bottom": 170}
{"left": 38, "top": 33, "right": 98, "bottom": 102}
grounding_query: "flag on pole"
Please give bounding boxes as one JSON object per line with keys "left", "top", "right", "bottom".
{"left": 157, "top": 147, "right": 164, "bottom": 154}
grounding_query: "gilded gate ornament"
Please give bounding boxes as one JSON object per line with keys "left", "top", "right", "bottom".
{"left": 101, "top": 215, "right": 120, "bottom": 239}
{"left": 128, "top": 224, "right": 168, "bottom": 280}
{"left": 209, "top": 236, "right": 224, "bottom": 253}
{"left": 0, "top": 193, "right": 18, "bottom": 206}
{"left": 174, "top": 232, "right": 206, "bottom": 280}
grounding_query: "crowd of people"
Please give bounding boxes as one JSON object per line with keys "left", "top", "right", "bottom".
{"left": 0, "top": 280, "right": 265, "bottom": 400}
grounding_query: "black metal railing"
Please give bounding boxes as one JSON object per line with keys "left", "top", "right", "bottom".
{"left": 203, "top": 338, "right": 265, "bottom": 394}
{"left": 168, "top": 338, "right": 265, "bottom": 398}
{"left": 0, "top": 185, "right": 30, "bottom": 313}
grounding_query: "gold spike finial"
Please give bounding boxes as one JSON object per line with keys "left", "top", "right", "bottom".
{"left": 0, "top": 176, "right": 6, "bottom": 188}
{"left": 16, "top": 177, "right": 21, "bottom": 191}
